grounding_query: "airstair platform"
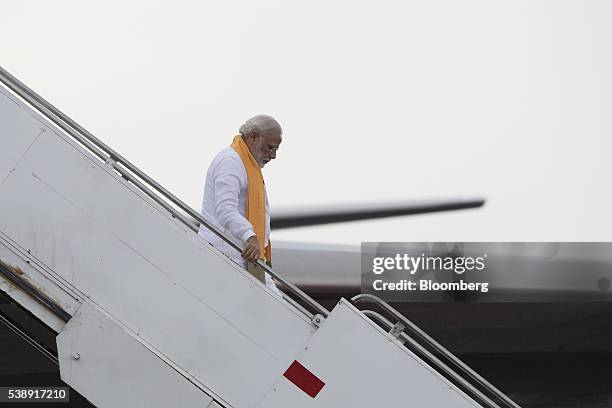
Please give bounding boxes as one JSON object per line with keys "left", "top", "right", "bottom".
{"left": 0, "top": 66, "right": 520, "bottom": 408}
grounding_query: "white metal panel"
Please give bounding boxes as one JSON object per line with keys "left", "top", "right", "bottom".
{"left": 258, "top": 300, "right": 481, "bottom": 408}
{"left": 0, "top": 87, "right": 45, "bottom": 184}
{"left": 0, "top": 94, "right": 316, "bottom": 408}
{"left": 57, "top": 300, "right": 215, "bottom": 408}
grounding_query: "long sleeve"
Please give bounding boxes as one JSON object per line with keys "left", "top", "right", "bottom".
{"left": 213, "top": 157, "right": 255, "bottom": 243}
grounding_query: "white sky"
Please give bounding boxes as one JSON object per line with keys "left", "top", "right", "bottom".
{"left": 2, "top": 1, "right": 611, "bottom": 244}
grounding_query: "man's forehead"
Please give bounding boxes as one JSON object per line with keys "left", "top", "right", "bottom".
{"left": 263, "top": 131, "right": 282, "bottom": 145}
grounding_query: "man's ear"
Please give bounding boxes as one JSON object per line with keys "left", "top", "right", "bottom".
{"left": 249, "top": 130, "right": 259, "bottom": 141}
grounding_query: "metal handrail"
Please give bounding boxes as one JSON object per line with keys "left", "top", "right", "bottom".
{"left": 0, "top": 65, "right": 329, "bottom": 318}
{"left": 362, "top": 310, "right": 501, "bottom": 408}
{"left": 352, "top": 294, "right": 521, "bottom": 408}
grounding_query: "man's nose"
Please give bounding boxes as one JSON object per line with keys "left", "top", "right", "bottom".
{"left": 270, "top": 149, "right": 277, "bottom": 159}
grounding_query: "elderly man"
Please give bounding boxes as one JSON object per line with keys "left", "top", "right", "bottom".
{"left": 198, "top": 115, "right": 282, "bottom": 293}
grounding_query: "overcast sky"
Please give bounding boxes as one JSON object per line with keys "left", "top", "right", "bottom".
{"left": 2, "top": 1, "right": 611, "bottom": 244}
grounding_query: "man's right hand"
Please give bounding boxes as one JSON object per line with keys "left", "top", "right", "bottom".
{"left": 242, "top": 235, "right": 261, "bottom": 262}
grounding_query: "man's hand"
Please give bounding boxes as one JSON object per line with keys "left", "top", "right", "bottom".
{"left": 242, "top": 235, "right": 261, "bottom": 262}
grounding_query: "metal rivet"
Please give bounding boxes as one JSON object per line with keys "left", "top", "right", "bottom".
{"left": 73, "top": 353, "right": 80, "bottom": 360}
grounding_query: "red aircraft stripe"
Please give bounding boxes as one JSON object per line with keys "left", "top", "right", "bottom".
{"left": 283, "top": 360, "right": 325, "bottom": 398}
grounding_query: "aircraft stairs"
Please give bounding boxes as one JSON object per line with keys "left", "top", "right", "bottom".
{"left": 0, "top": 66, "right": 521, "bottom": 408}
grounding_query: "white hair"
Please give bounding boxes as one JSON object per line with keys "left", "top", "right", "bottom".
{"left": 239, "top": 115, "right": 282, "bottom": 138}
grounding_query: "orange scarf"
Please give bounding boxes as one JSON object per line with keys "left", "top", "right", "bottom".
{"left": 230, "top": 135, "right": 271, "bottom": 263}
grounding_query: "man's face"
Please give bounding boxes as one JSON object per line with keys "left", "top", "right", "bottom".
{"left": 250, "top": 130, "right": 282, "bottom": 168}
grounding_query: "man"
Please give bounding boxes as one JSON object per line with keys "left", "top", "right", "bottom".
{"left": 198, "top": 115, "right": 282, "bottom": 294}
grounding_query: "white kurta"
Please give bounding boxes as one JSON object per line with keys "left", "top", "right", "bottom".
{"left": 198, "top": 147, "right": 278, "bottom": 293}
